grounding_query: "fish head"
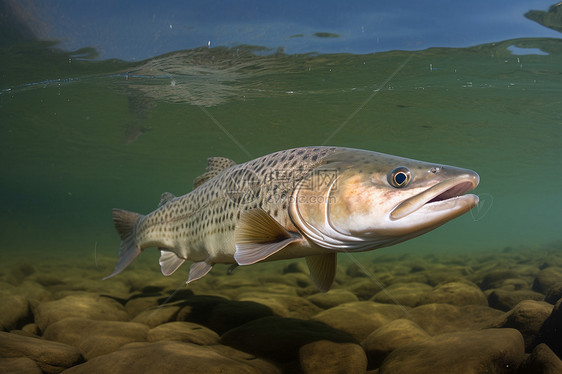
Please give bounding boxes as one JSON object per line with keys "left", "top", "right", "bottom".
{"left": 289, "top": 148, "right": 479, "bottom": 251}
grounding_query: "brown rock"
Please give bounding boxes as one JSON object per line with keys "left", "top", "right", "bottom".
{"left": 299, "top": 340, "right": 367, "bottom": 374}
{"left": 544, "top": 283, "right": 562, "bottom": 304}
{"left": 306, "top": 289, "right": 359, "bottom": 309}
{"left": 362, "top": 319, "right": 430, "bottom": 369}
{"left": 0, "top": 357, "right": 42, "bottom": 374}
{"left": 220, "top": 316, "right": 355, "bottom": 363}
{"left": 518, "top": 343, "right": 562, "bottom": 374}
{"left": 421, "top": 281, "right": 488, "bottom": 306}
{"left": 479, "top": 270, "right": 522, "bottom": 290}
{"left": 34, "top": 294, "right": 128, "bottom": 331}
{"left": 0, "top": 295, "right": 31, "bottom": 331}
{"left": 372, "top": 282, "right": 432, "bottom": 307}
{"left": 61, "top": 340, "right": 281, "bottom": 374}
{"left": 0, "top": 331, "right": 83, "bottom": 374}
{"left": 204, "top": 300, "right": 275, "bottom": 334}
{"left": 379, "top": 329, "right": 525, "bottom": 374}
{"left": 489, "top": 300, "right": 553, "bottom": 351}
{"left": 533, "top": 298, "right": 562, "bottom": 358}
{"left": 43, "top": 318, "right": 148, "bottom": 359}
{"left": 283, "top": 261, "right": 308, "bottom": 274}
{"left": 238, "top": 293, "right": 320, "bottom": 319}
{"left": 312, "top": 301, "right": 408, "bottom": 341}
{"left": 407, "top": 303, "right": 504, "bottom": 335}
{"left": 14, "top": 281, "right": 53, "bottom": 303}
{"left": 533, "top": 267, "right": 562, "bottom": 295}
{"left": 148, "top": 321, "right": 220, "bottom": 345}
{"left": 131, "top": 305, "right": 180, "bottom": 328}
{"left": 347, "top": 279, "right": 385, "bottom": 300}
{"left": 124, "top": 295, "right": 161, "bottom": 317}
{"left": 487, "top": 289, "right": 545, "bottom": 311}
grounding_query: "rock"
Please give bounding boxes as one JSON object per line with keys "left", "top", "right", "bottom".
{"left": 148, "top": 321, "right": 220, "bottom": 345}
{"left": 347, "top": 279, "right": 385, "bottom": 300}
{"left": 518, "top": 343, "right": 562, "bottom": 374}
{"left": 283, "top": 272, "right": 316, "bottom": 289}
{"left": 0, "top": 331, "right": 83, "bottom": 374}
{"left": 421, "top": 281, "right": 488, "bottom": 306}
{"left": 238, "top": 293, "right": 320, "bottom": 319}
{"left": 362, "top": 319, "right": 430, "bottom": 369}
{"left": 221, "top": 316, "right": 355, "bottom": 363}
{"left": 131, "top": 305, "right": 181, "bottom": 328}
{"left": 306, "top": 289, "right": 359, "bottom": 309}
{"left": 21, "top": 324, "right": 40, "bottom": 336}
{"left": 14, "top": 281, "right": 53, "bottom": 303}
{"left": 371, "top": 282, "right": 432, "bottom": 307}
{"left": 205, "top": 300, "right": 276, "bottom": 334}
{"left": 0, "top": 295, "right": 31, "bottom": 331}
{"left": 346, "top": 263, "right": 368, "bottom": 278}
{"left": 61, "top": 340, "right": 281, "bottom": 374}
{"left": 378, "top": 328, "right": 525, "bottom": 374}
{"left": 533, "top": 298, "right": 562, "bottom": 358}
{"left": 533, "top": 267, "right": 562, "bottom": 295}
{"left": 174, "top": 294, "right": 230, "bottom": 326}
{"left": 299, "top": 340, "right": 367, "bottom": 374}
{"left": 222, "top": 284, "right": 298, "bottom": 300}
{"left": 283, "top": 262, "right": 308, "bottom": 274}
{"left": 478, "top": 270, "right": 522, "bottom": 290}
{"left": 34, "top": 294, "right": 128, "bottom": 331}
{"left": 420, "top": 264, "right": 470, "bottom": 286}
{"left": 500, "top": 278, "right": 532, "bottom": 291}
{"left": 487, "top": 289, "right": 545, "bottom": 311}
{"left": 544, "top": 283, "right": 562, "bottom": 304}
{"left": 43, "top": 318, "right": 148, "bottom": 359}
{"left": 0, "top": 357, "right": 42, "bottom": 374}
{"left": 124, "top": 295, "right": 161, "bottom": 317}
{"left": 407, "top": 303, "right": 504, "bottom": 335}
{"left": 489, "top": 300, "right": 553, "bottom": 350}
{"left": 32, "top": 274, "right": 65, "bottom": 287}
{"left": 312, "top": 301, "right": 408, "bottom": 341}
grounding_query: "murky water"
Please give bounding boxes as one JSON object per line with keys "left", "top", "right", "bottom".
{"left": 1, "top": 37, "right": 561, "bottom": 260}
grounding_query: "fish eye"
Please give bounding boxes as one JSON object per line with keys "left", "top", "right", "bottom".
{"left": 388, "top": 167, "right": 411, "bottom": 188}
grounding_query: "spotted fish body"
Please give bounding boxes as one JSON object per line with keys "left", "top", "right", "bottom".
{"left": 107, "top": 146, "right": 479, "bottom": 291}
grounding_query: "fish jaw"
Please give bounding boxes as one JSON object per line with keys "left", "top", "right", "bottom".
{"left": 382, "top": 172, "right": 479, "bottom": 236}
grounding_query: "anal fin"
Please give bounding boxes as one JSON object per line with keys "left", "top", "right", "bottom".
{"left": 306, "top": 253, "right": 337, "bottom": 292}
{"left": 234, "top": 208, "right": 302, "bottom": 265}
{"left": 186, "top": 261, "right": 213, "bottom": 284}
{"left": 159, "top": 250, "right": 186, "bottom": 276}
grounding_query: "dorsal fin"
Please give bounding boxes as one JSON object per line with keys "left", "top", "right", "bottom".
{"left": 158, "top": 192, "right": 176, "bottom": 208}
{"left": 193, "top": 157, "right": 236, "bottom": 188}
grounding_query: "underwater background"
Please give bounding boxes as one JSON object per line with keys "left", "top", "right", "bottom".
{"left": 1, "top": 0, "right": 560, "bottom": 259}
{"left": 1, "top": 1, "right": 562, "bottom": 373}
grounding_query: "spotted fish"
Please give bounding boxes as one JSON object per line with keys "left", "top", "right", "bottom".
{"left": 105, "top": 146, "right": 479, "bottom": 291}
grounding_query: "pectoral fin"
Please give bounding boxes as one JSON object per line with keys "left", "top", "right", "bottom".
{"left": 234, "top": 208, "right": 303, "bottom": 265}
{"left": 306, "top": 253, "right": 337, "bottom": 292}
{"left": 186, "top": 261, "right": 213, "bottom": 284}
{"left": 159, "top": 250, "right": 185, "bottom": 276}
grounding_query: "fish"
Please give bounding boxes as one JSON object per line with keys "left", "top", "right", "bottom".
{"left": 105, "top": 146, "right": 479, "bottom": 292}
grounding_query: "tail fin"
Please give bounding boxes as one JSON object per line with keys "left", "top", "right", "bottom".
{"left": 103, "top": 209, "right": 144, "bottom": 280}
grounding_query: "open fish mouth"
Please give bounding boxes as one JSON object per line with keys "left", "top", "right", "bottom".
{"left": 390, "top": 172, "right": 480, "bottom": 220}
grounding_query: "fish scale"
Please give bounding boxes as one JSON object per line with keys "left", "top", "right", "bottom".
{"left": 106, "top": 146, "right": 479, "bottom": 292}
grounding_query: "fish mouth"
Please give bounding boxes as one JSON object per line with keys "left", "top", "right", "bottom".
{"left": 390, "top": 172, "right": 480, "bottom": 221}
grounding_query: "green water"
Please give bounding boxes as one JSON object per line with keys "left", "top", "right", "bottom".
{"left": 1, "top": 37, "right": 561, "bottom": 264}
